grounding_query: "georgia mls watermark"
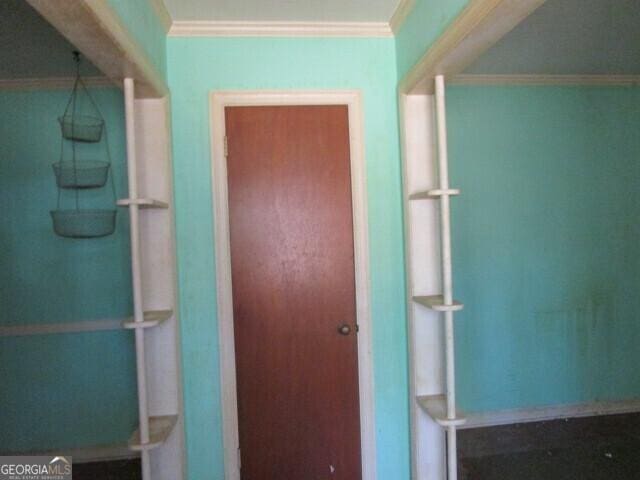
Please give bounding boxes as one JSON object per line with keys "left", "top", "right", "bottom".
{"left": 0, "top": 456, "right": 72, "bottom": 480}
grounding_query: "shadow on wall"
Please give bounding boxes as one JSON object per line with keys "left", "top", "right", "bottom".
{"left": 0, "top": 87, "right": 137, "bottom": 452}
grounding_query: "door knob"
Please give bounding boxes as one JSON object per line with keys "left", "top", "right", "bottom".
{"left": 337, "top": 324, "right": 351, "bottom": 335}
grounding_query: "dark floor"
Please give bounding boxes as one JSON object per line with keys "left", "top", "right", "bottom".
{"left": 72, "top": 458, "right": 141, "bottom": 480}
{"left": 458, "top": 413, "right": 640, "bottom": 480}
{"left": 70, "top": 414, "right": 640, "bottom": 480}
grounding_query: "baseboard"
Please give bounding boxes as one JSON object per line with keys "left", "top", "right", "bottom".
{"left": 462, "top": 398, "right": 640, "bottom": 429}
{"left": 5, "top": 444, "right": 137, "bottom": 464}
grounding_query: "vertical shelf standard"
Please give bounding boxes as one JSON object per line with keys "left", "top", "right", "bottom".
{"left": 122, "top": 78, "right": 177, "bottom": 480}
{"left": 123, "top": 77, "right": 152, "bottom": 480}
{"left": 410, "top": 75, "right": 466, "bottom": 480}
{"left": 434, "top": 73, "right": 463, "bottom": 480}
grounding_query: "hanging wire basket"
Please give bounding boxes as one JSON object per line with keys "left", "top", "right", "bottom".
{"left": 50, "top": 209, "right": 117, "bottom": 238}
{"left": 58, "top": 114, "right": 104, "bottom": 142}
{"left": 51, "top": 52, "right": 118, "bottom": 239}
{"left": 53, "top": 160, "right": 110, "bottom": 189}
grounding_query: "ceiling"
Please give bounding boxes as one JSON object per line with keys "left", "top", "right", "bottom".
{"left": 0, "top": 0, "right": 100, "bottom": 80}
{"left": 465, "top": 0, "right": 640, "bottom": 75}
{"left": 162, "top": 0, "right": 401, "bottom": 23}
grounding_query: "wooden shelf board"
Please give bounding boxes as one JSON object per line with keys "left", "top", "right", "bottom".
{"left": 122, "top": 310, "right": 173, "bottom": 330}
{"left": 417, "top": 394, "right": 467, "bottom": 427}
{"left": 129, "top": 415, "right": 178, "bottom": 451}
{"left": 117, "top": 198, "right": 169, "bottom": 209}
{"left": 413, "top": 295, "right": 464, "bottom": 312}
{"left": 409, "top": 188, "right": 460, "bottom": 200}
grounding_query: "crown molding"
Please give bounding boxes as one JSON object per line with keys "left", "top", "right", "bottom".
{"left": 168, "top": 20, "right": 394, "bottom": 37}
{"left": 149, "top": 0, "right": 172, "bottom": 33}
{"left": 389, "top": 0, "right": 415, "bottom": 34}
{"left": 450, "top": 74, "right": 640, "bottom": 86}
{"left": 140, "top": 0, "right": 414, "bottom": 39}
{"left": 0, "top": 76, "right": 114, "bottom": 91}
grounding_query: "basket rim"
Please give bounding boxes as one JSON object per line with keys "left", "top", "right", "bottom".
{"left": 53, "top": 160, "right": 110, "bottom": 169}
{"left": 57, "top": 114, "right": 104, "bottom": 126}
{"left": 50, "top": 209, "right": 117, "bottom": 216}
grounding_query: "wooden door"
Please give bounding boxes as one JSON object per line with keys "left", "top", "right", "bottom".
{"left": 225, "top": 105, "right": 362, "bottom": 480}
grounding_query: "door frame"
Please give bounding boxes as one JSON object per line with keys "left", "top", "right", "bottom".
{"left": 209, "top": 91, "right": 376, "bottom": 480}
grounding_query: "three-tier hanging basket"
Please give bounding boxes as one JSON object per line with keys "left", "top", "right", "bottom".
{"left": 50, "top": 52, "right": 117, "bottom": 239}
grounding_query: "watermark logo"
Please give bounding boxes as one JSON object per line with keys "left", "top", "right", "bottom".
{"left": 0, "top": 456, "right": 72, "bottom": 479}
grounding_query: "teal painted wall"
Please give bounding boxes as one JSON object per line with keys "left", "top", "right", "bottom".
{"left": 395, "top": 0, "right": 469, "bottom": 79}
{"left": 447, "top": 86, "right": 640, "bottom": 413}
{"left": 0, "top": 88, "right": 138, "bottom": 451}
{"left": 107, "top": 0, "right": 167, "bottom": 79}
{"left": 105, "top": 1, "right": 640, "bottom": 475}
{"left": 167, "top": 37, "right": 410, "bottom": 480}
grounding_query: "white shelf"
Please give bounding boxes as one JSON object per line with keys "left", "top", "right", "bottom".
{"left": 129, "top": 415, "right": 178, "bottom": 451}
{"left": 0, "top": 318, "right": 124, "bottom": 337}
{"left": 122, "top": 310, "right": 173, "bottom": 330}
{"left": 409, "top": 188, "right": 460, "bottom": 200}
{"left": 413, "top": 295, "right": 464, "bottom": 312}
{"left": 417, "top": 394, "right": 467, "bottom": 427}
{"left": 117, "top": 198, "right": 169, "bottom": 209}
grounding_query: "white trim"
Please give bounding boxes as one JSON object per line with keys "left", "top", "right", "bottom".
{"left": 210, "top": 90, "right": 376, "bottom": 480}
{"left": 398, "top": 93, "right": 419, "bottom": 480}
{"left": 148, "top": 0, "right": 172, "bottom": 33}
{"left": 0, "top": 318, "right": 126, "bottom": 337}
{"left": 9, "top": 444, "right": 137, "bottom": 464}
{"left": 463, "top": 399, "right": 640, "bottom": 429}
{"left": 169, "top": 20, "right": 392, "bottom": 37}
{"left": 389, "top": 0, "right": 416, "bottom": 34}
{"left": 0, "top": 76, "right": 114, "bottom": 91}
{"left": 450, "top": 74, "right": 640, "bottom": 86}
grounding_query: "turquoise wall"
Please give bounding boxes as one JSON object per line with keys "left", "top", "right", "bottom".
{"left": 106, "top": 3, "right": 640, "bottom": 478}
{"left": 0, "top": 88, "right": 137, "bottom": 451}
{"left": 107, "top": 0, "right": 167, "bottom": 79}
{"left": 395, "top": 0, "right": 469, "bottom": 79}
{"left": 447, "top": 86, "right": 640, "bottom": 412}
{"left": 167, "top": 37, "right": 409, "bottom": 480}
